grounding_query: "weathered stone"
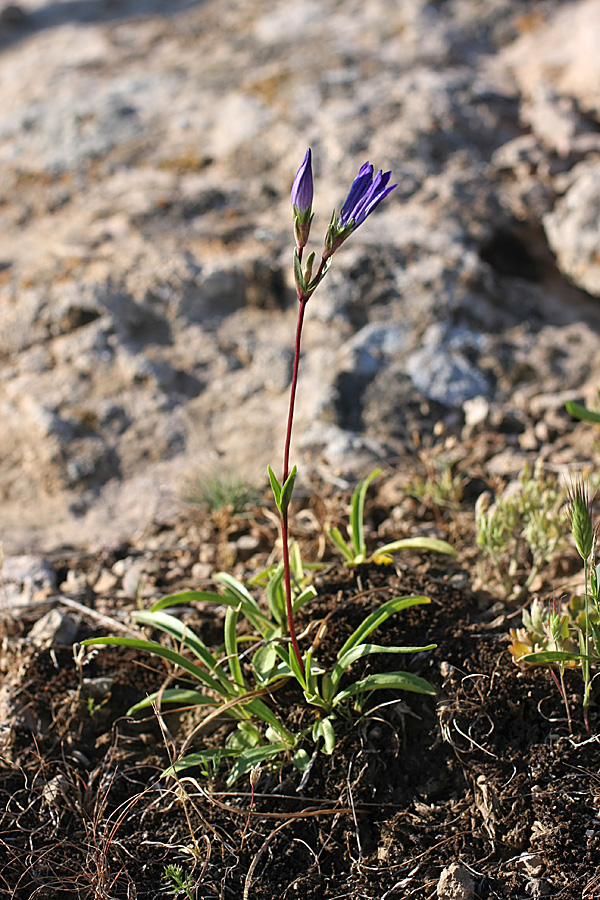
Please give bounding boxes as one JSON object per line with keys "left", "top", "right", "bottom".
{"left": 29, "top": 609, "right": 79, "bottom": 648}
{"left": 1, "top": 555, "right": 56, "bottom": 608}
{"left": 437, "top": 863, "right": 475, "bottom": 900}
{"left": 1, "top": 0, "right": 600, "bottom": 552}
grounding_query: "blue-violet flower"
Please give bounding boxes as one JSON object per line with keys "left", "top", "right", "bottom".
{"left": 324, "top": 162, "right": 396, "bottom": 259}
{"left": 291, "top": 148, "right": 314, "bottom": 251}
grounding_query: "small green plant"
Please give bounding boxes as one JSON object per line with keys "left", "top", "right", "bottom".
{"left": 84, "top": 577, "right": 435, "bottom": 784}
{"left": 405, "top": 455, "right": 464, "bottom": 511}
{"left": 326, "top": 469, "right": 457, "bottom": 566}
{"left": 475, "top": 461, "right": 567, "bottom": 602}
{"left": 181, "top": 467, "right": 259, "bottom": 515}
{"left": 164, "top": 864, "right": 194, "bottom": 900}
{"left": 509, "top": 479, "right": 600, "bottom": 729}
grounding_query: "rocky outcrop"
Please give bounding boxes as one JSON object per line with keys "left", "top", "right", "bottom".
{"left": 2, "top": 0, "right": 600, "bottom": 552}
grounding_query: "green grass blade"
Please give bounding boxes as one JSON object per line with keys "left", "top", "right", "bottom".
{"left": 127, "top": 688, "right": 218, "bottom": 716}
{"left": 213, "top": 572, "right": 273, "bottom": 632}
{"left": 349, "top": 468, "right": 381, "bottom": 558}
{"left": 337, "top": 596, "right": 431, "bottom": 658}
{"left": 333, "top": 671, "right": 436, "bottom": 703}
{"left": 81, "top": 636, "right": 226, "bottom": 693}
{"left": 275, "top": 643, "right": 306, "bottom": 689}
{"left": 373, "top": 537, "right": 457, "bottom": 558}
{"left": 214, "top": 572, "right": 256, "bottom": 606}
{"left": 329, "top": 642, "right": 437, "bottom": 695}
{"left": 290, "top": 542, "right": 303, "bottom": 581}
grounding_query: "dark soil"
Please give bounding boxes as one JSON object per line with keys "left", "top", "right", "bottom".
{"left": 1, "top": 462, "right": 600, "bottom": 900}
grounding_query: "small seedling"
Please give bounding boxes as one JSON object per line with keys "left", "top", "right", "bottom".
{"left": 326, "top": 468, "right": 456, "bottom": 566}
{"left": 182, "top": 467, "right": 259, "bottom": 515}
{"left": 164, "top": 864, "right": 194, "bottom": 900}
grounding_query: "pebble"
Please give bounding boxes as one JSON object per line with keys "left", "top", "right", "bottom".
{"left": 29, "top": 609, "right": 78, "bottom": 648}
{"left": 1, "top": 555, "right": 56, "bottom": 608}
{"left": 437, "top": 863, "right": 475, "bottom": 900}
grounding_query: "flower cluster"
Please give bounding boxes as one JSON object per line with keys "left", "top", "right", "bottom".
{"left": 290, "top": 148, "right": 396, "bottom": 300}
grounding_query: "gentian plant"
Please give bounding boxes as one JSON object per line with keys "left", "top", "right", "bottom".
{"left": 83, "top": 151, "right": 445, "bottom": 783}
{"left": 269, "top": 150, "right": 399, "bottom": 670}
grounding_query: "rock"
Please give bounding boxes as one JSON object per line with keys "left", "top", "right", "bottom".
{"left": 2, "top": 0, "right": 600, "bottom": 552}
{"left": 234, "top": 534, "right": 261, "bottom": 561}
{"left": 29, "top": 609, "right": 78, "bottom": 648}
{"left": 406, "top": 324, "right": 492, "bottom": 408}
{"left": 121, "top": 558, "right": 161, "bottom": 597}
{"left": 543, "top": 163, "right": 600, "bottom": 297}
{"left": 437, "top": 863, "right": 475, "bottom": 900}
{"left": 1, "top": 555, "right": 56, "bottom": 609}
{"left": 501, "top": 0, "right": 600, "bottom": 117}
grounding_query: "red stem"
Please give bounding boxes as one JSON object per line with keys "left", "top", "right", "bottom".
{"left": 281, "top": 255, "right": 328, "bottom": 672}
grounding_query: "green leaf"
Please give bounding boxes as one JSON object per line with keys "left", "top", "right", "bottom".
{"left": 326, "top": 526, "right": 355, "bottom": 562}
{"left": 268, "top": 465, "right": 282, "bottom": 508}
{"left": 292, "top": 585, "right": 318, "bottom": 614}
{"left": 290, "top": 542, "right": 303, "bottom": 580}
{"left": 213, "top": 572, "right": 256, "bottom": 607}
{"left": 266, "top": 563, "right": 286, "bottom": 625}
{"left": 127, "top": 688, "right": 219, "bottom": 716}
{"left": 224, "top": 606, "right": 245, "bottom": 690}
{"left": 519, "top": 650, "right": 598, "bottom": 665}
{"left": 280, "top": 465, "right": 298, "bottom": 513}
{"left": 372, "top": 537, "right": 457, "bottom": 559}
{"left": 163, "top": 748, "right": 239, "bottom": 778}
{"left": 275, "top": 643, "right": 306, "bottom": 689}
{"left": 293, "top": 748, "right": 311, "bottom": 772}
{"left": 244, "top": 697, "right": 295, "bottom": 745}
{"left": 228, "top": 721, "right": 262, "bottom": 751}
{"left": 565, "top": 400, "right": 600, "bottom": 424}
{"left": 251, "top": 642, "right": 280, "bottom": 686}
{"left": 333, "top": 671, "right": 436, "bottom": 703}
{"left": 312, "top": 716, "right": 336, "bottom": 754}
{"left": 81, "top": 636, "right": 227, "bottom": 694}
{"left": 329, "top": 642, "right": 437, "bottom": 695}
{"left": 213, "top": 572, "right": 273, "bottom": 633}
{"left": 133, "top": 610, "right": 229, "bottom": 685}
{"left": 150, "top": 590, "right": 227, "bottom": 613}
{"left": 226, "top": 743, "right": 288, "bottom": 786}
{"left": 150, "top": 584, "right": 272, "bottom": 635}
{"left": 337, "top": 596, "right": 431, "bottom": 658}
{"left": 349, "top": 468, "right": 382, "bottom": 559}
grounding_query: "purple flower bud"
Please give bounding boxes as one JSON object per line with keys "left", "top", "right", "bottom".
{"left": 324, "top": 161, "right": 397, "bottom": 259}
{"left": 291, "top": 149, "right": 313, "bottom": 216}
